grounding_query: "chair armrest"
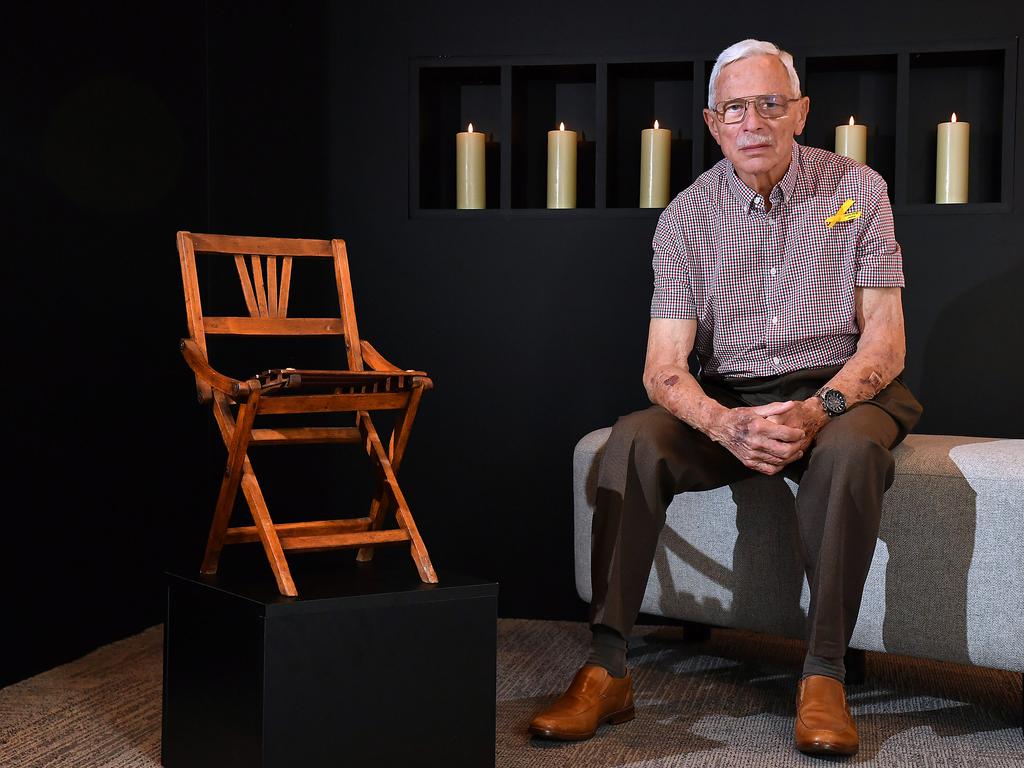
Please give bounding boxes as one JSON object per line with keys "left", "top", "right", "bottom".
{"left": 180, "top": 338, "right": 254, "bottom": 402}
{"left": 360, "top": 339, "right": 403, "bottom": 371}
{"left": 360, "top": 340, "right": 433, "bottom": 390}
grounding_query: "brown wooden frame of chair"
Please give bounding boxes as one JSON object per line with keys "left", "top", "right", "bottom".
{"left": 177, "top": 231, "right": 436, "bottom": 596}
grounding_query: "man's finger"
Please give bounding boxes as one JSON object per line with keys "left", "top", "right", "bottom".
{"left": 751, "top": 400, "right": 797, "bottom": 417}
{"left": 755, "top": 419, "right": 805, "bottom": 443}
{"left": 758, "top": 441, "right": 802, "bottom": 462}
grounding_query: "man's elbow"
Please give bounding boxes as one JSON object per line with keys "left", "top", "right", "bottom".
{"left": 881, "top": 337, "right": 906, "bottom": 380}
{"left": 642, "top": 366, "right": 659, "bottom": 403}
{"left": 643, "top": 361, "right": 677, "bottom": 403}
{"left": 891, "top": 347, "right": 906, "bottom": 379}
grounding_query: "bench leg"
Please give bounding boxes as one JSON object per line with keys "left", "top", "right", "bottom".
{"left": 681, "top": 620, "right": 712, "bottom": 644}
{"left": 844, "top": 647, "right": 867, "bottom": 685}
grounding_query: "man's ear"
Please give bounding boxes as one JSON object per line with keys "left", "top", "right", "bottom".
{"left": 703, "top": 108, "right": 722, "bottom": 146}
{"left": 793, "top": 96, "right": 810, "bottom": 137}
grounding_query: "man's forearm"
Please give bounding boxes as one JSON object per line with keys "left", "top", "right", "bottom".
{"left": 821, "top": 335, "right": 904, "bottom": 409}
{"left": 645, "top": 365, "right": 726, "bottom": 435}
{"left": 815, "top": 286, "right": 907, "bottom": 410}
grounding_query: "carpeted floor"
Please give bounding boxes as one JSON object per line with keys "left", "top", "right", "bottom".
{"left": 1, "top": 619, "right": 1021, "bottom": 767}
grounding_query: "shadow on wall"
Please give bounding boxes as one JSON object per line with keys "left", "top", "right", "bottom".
{"left": 919, "top": 263, "right": 1024, "bottom": 438}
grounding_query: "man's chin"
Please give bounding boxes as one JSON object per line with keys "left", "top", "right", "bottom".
{"left": 732, "top": 156, "right": 781, "bottom": 175}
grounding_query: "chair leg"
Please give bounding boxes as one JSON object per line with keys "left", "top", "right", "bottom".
{"left": 201, "top": 389, "right": 297, "bottom": 597}
{"left": 388, "top": 385, "right": 424, "bottom": 475}
{"left": 202, "top": 396, "right": 259, "bottom": 574}
{"left": 355, "top": 392, "right": 423, "bottom": 563}
{"left": 355, "top": 492, "right": 387, "bottom": 563}
{"left": 357, "top": 412, "right": 437, "bottom": 583}
{"left": 393, "top": 495, "right": 437, "bottom": 584}
{"left": 240, "top": 470, "right": 298, "bottom": 597}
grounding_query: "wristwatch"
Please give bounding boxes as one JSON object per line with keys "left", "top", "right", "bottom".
{"left": 818, "top": 387, "right": 847, "bottom": 417}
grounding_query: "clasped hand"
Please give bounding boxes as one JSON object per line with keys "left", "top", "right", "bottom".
{"left": 710, "top": 399, "right": 827, "bottom": 475}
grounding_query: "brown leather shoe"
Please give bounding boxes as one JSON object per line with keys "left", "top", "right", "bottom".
{"left": 528, "top": 664, "right": 635, "bottom": 740}
{"left": 795, "top": 674, "right": 859, "bottom": 756}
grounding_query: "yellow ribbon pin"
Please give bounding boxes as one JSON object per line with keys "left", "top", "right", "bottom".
{"left": 825, "top": 198, "right": 862, "bottom": 228}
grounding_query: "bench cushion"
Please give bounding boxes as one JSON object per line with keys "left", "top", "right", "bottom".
{"left": 573, "top": 431, "right": 1024, "bottom": 672}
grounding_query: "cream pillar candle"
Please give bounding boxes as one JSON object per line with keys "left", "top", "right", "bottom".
{"left": 455, "top": 123, "right": 485, "bottom": 209}
{"left": 835, "top": 116, "right": 867, "bottom": 164}
{"left": 547, "top": 122, "right": 577, "bottom": 209}
{"left": 936, "top": 113, "right": 969, "bottom": 204}
{"left": 639, "top": 119, "right": 671, "bottom": 208}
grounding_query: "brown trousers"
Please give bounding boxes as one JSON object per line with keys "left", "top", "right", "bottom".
{"left": 589, "top": 365, "right": 923, "bottom": 659}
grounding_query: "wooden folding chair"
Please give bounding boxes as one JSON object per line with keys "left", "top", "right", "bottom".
{"left": 177, "top": 231, "right": 436, "bottom": 596}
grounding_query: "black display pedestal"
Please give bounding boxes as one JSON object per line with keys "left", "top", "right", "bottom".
{"left": 161, "top": 550, "right": 498, "bottom": 768}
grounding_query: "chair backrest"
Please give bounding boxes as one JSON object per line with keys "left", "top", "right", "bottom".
{"left": 178, "top": 231, "right": 363, "bottom": 400}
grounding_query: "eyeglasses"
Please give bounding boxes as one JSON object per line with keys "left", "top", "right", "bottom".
{"left": 713, "top": 94, "right": 801, "bottom": 124}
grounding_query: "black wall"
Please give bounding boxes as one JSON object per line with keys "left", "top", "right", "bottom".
{"left": 5, "top": 1, "right": 1022, "bottom": 686}
{"left": 5, "top": 3, "right": 207, "bottom": 688}
{"left": 4, "top": 2, "right": 328, "bottom": 687}
{"left": 328, "top": 3, "right": 1024, "bottom": 625}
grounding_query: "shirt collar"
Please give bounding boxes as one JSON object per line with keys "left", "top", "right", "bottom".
{"left": 726, "top": 142, "right": 802, "bottom": 213}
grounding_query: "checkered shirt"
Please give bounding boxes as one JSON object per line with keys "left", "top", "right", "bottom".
{"left": 651, "top": 142, "right": 904, "bottom": 380}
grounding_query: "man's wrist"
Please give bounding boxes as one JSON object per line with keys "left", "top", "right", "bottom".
{"left": 815, "top": 386, "right": 849, "bottom": 418}
{"left": 805, "top": 395, "right": 831, "bottom": 426}
{"left": 696, "top": 398, "right": 728, "bottom": 437}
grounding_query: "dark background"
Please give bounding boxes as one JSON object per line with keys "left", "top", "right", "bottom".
{"left": 5, "top": 1, "right": 1022, "bottom": 687}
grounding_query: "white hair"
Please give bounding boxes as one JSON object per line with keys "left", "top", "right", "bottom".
{"left": 707, "top": 39, "right": 801, "bottom": 108}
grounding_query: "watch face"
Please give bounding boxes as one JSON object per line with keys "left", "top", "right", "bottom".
{"left": 823, "top": 388, "right": 846, "bottom": 414}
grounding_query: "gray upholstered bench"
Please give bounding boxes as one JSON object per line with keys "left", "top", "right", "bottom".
{"left": 573, "top": 431, "right": 1024, "bottom": 673}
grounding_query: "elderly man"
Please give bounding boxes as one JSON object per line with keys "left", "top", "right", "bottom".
{"left": 528, "top": 39, "right": 922, "bottom": 756}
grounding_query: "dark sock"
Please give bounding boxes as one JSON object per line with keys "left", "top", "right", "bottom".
{"left": 802, "top": 652, "right": 846, "bottom": 684}
{"left": 586, "top": 624, "right": 627, "bottom": 678}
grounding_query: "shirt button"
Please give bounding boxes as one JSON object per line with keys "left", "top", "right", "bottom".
{"left": 772, "top": 356, "right": 781, "bottom": 366}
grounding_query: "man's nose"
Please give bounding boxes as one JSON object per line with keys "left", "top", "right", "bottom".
{"left": 740, "top": 102, "right": 768, "bottom": 129}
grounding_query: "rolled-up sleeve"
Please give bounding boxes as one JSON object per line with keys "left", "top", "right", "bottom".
{"left": 650, "top": 209, "right": 697, "bottom": 319}
{"left": 854, "top": 173, "right": 905, "bottom": 288}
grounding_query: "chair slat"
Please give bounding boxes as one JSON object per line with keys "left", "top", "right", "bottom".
{"left": 282, "top": 530, "right": 410, "bottom": 551}
{"left": 203, "top": 317, "right": 343, "bottom": 335}
{"left": 257, "top": 392, "right": 410, "bottom": 414}
{"left": 250, "top": 427, "right": 361, "bottom": 445}
{"left": 223, "top": 517, "right": 372, "bottom": 545}
{"left": 234, "top": 255, "right": 259, "bottom": 317}
{"left": 250, "top": 255, "right": 269, "bottom": 318}
{"left": 255, "top": 368, "right": 423, "bottom": 387}
{"left": 267, "top": 257, "right": 279, "bottom": 317}
{"left": 279, "top": 257, "right": 292, "bottom": 316}
{"left": 190, "top": 233, "right": 333, "bottom": 257}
